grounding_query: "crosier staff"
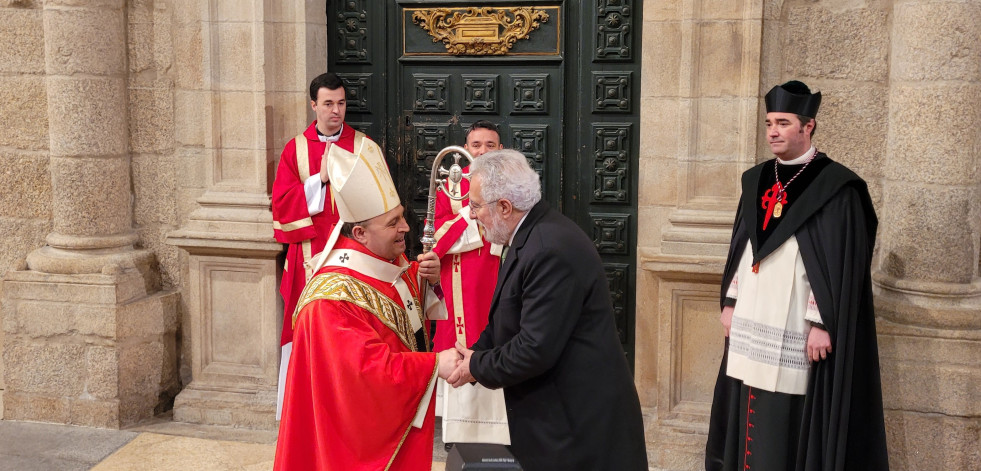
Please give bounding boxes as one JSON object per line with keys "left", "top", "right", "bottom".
{"left": 420, "top": 146, "right": 474, "bottom": 310}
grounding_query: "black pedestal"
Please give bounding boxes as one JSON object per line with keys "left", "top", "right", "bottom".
{"left": 445, "top": 443, "right": 523, "bottom": 470}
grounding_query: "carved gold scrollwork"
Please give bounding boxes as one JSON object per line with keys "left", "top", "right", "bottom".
{"left": 412, "top": 7, "right": 549, "bottom": 55}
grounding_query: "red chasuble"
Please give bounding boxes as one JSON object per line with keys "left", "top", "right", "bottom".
{"left": 430, "top": 173, "right": 500, "bottom": 352}
{"left": 271, "top": 121, "right": 358, "bottom": 346}
{"left": 274, "top": 236, "right": 438, "bottom": 471}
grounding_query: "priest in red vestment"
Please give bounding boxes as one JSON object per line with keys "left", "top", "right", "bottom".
{"left": 274, "top": 130, "right": 459, "bottom": 471}
{"left": 271, "top": 72, "right": 374, "bottom": 416}
{"left": 431, "top": 121, "right": 510, "bottom": 445}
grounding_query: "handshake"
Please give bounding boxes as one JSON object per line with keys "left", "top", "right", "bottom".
{"left": 437, "top": 341, "right": 476, "bottom": 388}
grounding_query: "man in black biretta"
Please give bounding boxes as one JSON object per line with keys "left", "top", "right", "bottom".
{"left": 704, "top": 80, "right": 889, "bottom": 471}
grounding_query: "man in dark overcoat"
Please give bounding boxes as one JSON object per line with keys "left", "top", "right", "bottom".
{"left": 446, "top": 149, "right": 648, "bottom": 471}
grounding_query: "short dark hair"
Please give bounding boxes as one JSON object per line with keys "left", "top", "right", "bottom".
{"left": 797, "top": 115, "right": 817, "bottom": 138}
{"left": 465, "top": 120, "right": 501, "bottom": 141}
{"left": 340, "top": 220, "right": 368, "bottom": 238}
{"left": 309, "top": 73, "right": 345, "bottom": 102}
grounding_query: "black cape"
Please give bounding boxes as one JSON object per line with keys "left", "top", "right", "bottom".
{"left": 705, "top": 154, "right": 889, "bottom": 471}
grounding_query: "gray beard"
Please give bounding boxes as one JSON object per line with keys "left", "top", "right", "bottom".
{"left": 479, "top": 216, "right": 511, "bottom": 245}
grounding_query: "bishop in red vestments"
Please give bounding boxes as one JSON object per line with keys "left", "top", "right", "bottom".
{"left": 275, "top": 235, "right": 439, "bottom": 471}
{"left": 275, "top": 121, "right": 457, "bottom": 470}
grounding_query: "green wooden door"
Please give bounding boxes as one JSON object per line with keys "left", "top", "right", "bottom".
{"left": 327, "top": 0, "right": 642, "bottom": 367}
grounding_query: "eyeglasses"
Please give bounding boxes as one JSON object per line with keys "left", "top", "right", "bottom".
{"left": 469, "top": 198, "right": 501, "bottom": 212}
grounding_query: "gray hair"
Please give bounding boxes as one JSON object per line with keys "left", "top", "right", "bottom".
{"left": 469, "top": 149, "right": 542, "bottom": 211}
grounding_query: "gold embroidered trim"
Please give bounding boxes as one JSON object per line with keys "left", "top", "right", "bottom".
{"left": 451, "top": 253, "right": 467, "bottom": 345}
{"left": 294, "top": 272, "right": 418, "bottom": 351}
{"left": 273, "top": 217, "right": 314, "bottom": 232}
{"left": 295, "top": 133, "right": 310, "bottom": 180}
{"left": 451, "top": 194, "right": 463, "bottom": 214}
{"left": 301, "top": 240, "right": 313, "bottom": 262}
{"left": 301, "top": 240, "right": 314, "bottom": 279}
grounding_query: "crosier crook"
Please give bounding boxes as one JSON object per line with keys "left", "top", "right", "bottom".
{"left": 420, "top": 146, "right": 475, "bottom": 318}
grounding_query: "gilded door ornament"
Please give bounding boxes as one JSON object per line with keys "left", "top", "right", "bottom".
{"left": 412, "top": 7, "right": 549, "bottom": 55}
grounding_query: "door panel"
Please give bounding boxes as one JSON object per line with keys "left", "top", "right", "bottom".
{"left": 327, "top": 0, "right": 641, "bottom": 367}
{"left": 398, "top": 67, "right": 562, "bottom": 228}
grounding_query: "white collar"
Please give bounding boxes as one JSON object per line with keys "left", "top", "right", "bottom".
{"left": 318, "top": 123, "right": 344, "bottom": 143}
{"left": 323, "top": 247, "right": 408, "bottom": 286}
{"left": 778, "top": 146, "right": 816, "bottom": 165}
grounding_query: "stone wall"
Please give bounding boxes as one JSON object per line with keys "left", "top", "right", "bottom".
{"left": 874, "top": 1, "right": 981, "bottom": 469}
{"left": 766, "top": 1, "right": 981, "bottom": 469}
{"left": 0, "top": 0, "right": 181, "bottom": 428}
{"left": 638, "top": 0, "right": 764, "bottom": 466}
{"left": 130, "top": 0, "right": 182, "bottom": 291}
{"left": 163, "top": 0, "right": 325, "bottom": 429}
{"left": 0, "top": 0, "right": 51, "bottom": 420}
{"left": 0, "top": 0, "right": 325, "bottom": 429}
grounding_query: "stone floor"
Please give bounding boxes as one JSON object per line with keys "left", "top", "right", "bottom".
{"left": 0, "top": 414, "right": 449, "bottom": 471}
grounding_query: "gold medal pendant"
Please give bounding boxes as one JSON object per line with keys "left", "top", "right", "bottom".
{"left": 773, "top": 201, "right": 783, "bottom": 218}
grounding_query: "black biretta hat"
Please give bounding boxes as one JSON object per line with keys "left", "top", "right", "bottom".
{"left": 764, "top": 80, "right": 821, "bottom": 118}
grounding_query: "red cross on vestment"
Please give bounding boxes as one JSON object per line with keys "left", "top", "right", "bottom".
{"left": 760, "top": 182, "right": 787, "bottom": 231}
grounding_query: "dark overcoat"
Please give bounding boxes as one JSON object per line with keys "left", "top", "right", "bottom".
{"left": 469, "top": 201, "right": 648, "bottom": 471}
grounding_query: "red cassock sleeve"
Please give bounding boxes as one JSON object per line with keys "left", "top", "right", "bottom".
{"left": 431, "top": 215, "right": 472, "bottom": 259}
{"left": 431, "top": 177, "right": 471, "bottom": 258}
{"left": 274, "top": 298, "right": 438, "bottom": 471}
{"left": 272, "top": 137, "right": 318, "bottom": 244}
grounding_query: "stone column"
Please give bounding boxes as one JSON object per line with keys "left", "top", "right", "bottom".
{"left": 874, "top": 0, "right": 981, "bottom": 468}
{"left": 1, "top": 0, "right": 178, "bottom": 428}
{"left": 28, "top": 1, "right": 147, "bottom": 274}
{"left": 165, "top": 0, "right": 326, "bottom": 430}
{"left": 637, "top": 0, "right": 764, "bottom": 468}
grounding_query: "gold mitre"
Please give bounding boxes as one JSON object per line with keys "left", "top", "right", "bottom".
{"left": 327, "top": 136, "right": 400, "bottom": 223}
